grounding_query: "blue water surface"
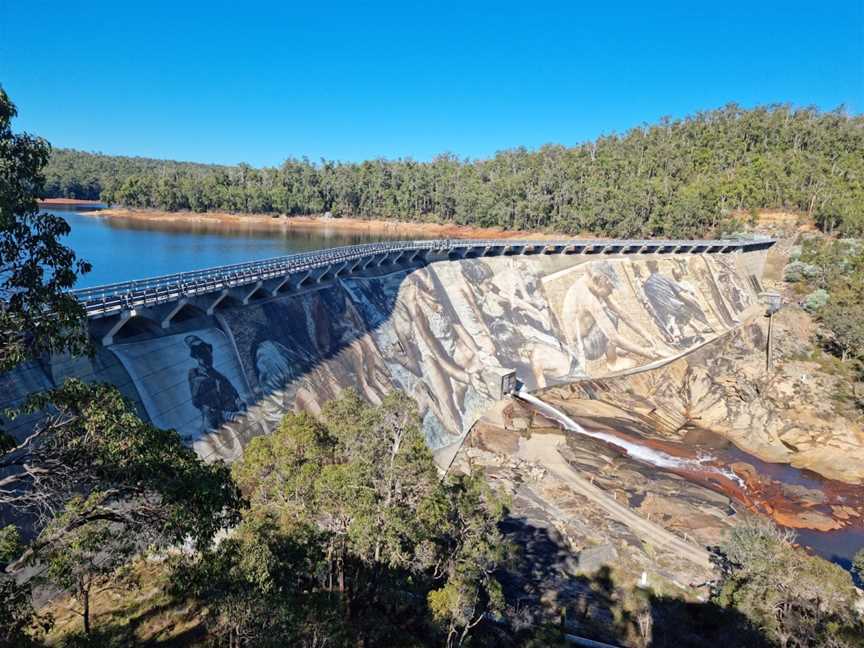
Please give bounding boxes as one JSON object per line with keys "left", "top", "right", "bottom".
{"left": 50, "top": 206, "right": 426, "bottom": 289}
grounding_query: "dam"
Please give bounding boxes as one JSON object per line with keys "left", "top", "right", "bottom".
{"left": 0, "top": 237, "right": 774, "bottom": 465}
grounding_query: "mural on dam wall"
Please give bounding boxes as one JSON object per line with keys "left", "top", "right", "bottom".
{"left": 541, "top": 255, "right": 755, "bottom": 375}
{"left": 110, "top": 328, "right": 253, "bottom": 459}
{"left": 209, "top": 285, "right": 396, "bottom": 457}
{"left": 190, "top": 254, "right": 757, "bottom": 458}
{"left": 0, "top": 251, "right": 763, "bottom": 462}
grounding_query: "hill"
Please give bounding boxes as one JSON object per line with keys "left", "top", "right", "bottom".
{"left": 42, "top": 104, "right": 864, "bottom": 238}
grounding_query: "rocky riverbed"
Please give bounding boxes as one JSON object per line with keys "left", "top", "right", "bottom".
{"left": 450, "top": 307, "right": 864, "bottom": 625}
{"left": 567, "top": 307, "right": 864, "bottom": 485}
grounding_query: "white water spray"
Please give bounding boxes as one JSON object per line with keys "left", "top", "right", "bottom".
{"left": 516, "top": 389, "right": 745, "bottom": 486}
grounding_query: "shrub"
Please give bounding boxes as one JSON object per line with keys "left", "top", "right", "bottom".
{"left": 802, "top": 289, "right": 829, "bottom": 312}
{"left": 784, "top": 261, "right": 819, "bottom": 283}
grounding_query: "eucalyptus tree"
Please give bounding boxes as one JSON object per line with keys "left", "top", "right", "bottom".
{"left": 217, "top": 389, "right": 512, "bottom": 647}
{"left": 0, "top": 88, "right": 244, "bottom": 641}
{"left": 0, "top": 88, "right": 91, "bottom": 372}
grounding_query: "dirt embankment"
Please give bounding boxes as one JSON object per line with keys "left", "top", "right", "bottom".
{"left": 78, "top": 207, "right": 566, "bottom": 240}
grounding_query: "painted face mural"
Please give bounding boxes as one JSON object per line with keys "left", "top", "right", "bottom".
{"left": 110, "top": 328, "right": 252, "bottom": 459}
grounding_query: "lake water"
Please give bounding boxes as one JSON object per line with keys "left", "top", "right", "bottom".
{"left": 48, "top": 206, "right": 432, "bottom": 289}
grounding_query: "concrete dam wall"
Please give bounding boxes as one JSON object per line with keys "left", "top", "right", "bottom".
{"left": 0, "top": 245, "right": 769, "bottom": 464}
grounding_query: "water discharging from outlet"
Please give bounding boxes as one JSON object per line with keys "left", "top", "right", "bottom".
{"left": 514, "top": 389, "right": 864, "bottom": 566}
{"left": 515, "top": 389, "right": 744, "bottom": 486}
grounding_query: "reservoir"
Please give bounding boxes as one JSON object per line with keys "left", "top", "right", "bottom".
{"left": 49, "top": 205, "right": 431, "bottom": 289}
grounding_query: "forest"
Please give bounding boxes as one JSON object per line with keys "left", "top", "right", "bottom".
{"left": 43, "top": 104, "right": 864, "bottom": 238}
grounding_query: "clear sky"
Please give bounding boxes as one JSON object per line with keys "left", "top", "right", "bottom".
{"left": 1, "top": 0, "right": 862, "bottom": 166}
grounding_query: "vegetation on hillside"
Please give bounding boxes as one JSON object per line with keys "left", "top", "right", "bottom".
{"left": 784, "top": 236, "right": 864, "bottom": 410}
{"left": 168, "top": 390, "right": 512, "bottom": 648}
{"left": 44, "top": 105, "right": 864, "bottom": 238}
{"left": 713, "top": 518, "right": 864, "bottom": 648}
{"left": 43, "top": 148, "right": 229, "bottom": 203}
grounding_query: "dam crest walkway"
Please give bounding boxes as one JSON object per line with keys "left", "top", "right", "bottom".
{"left": 70, "top": 236, "right": 774, "bottom": 344}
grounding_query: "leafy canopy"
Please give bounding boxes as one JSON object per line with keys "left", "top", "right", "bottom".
{"left": 0, "top": 87, "right": 90, "bottom": 371}
{"left": 44, "top": 104, "right": 864, "bottom": 237}
{"left": 185, "top": 389, "right": 512, "bottom": 648}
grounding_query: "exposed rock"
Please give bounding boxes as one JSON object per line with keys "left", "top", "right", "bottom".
{"left": 578, "top": 543, "right": 619, "bottom": 574}
{"left": 550, "top": 309, "right": 864, "bottom": 485}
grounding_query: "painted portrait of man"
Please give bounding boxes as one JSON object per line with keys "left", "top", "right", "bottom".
{"left": 185, "top": 334, "right": 245, "bottom": 432}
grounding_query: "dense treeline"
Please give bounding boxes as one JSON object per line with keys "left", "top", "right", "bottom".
{"left": 44, "top": 104, "right": 864, "bottom": 237}
{"left": 43, "top": 149, "right": 229, "bottom": 202}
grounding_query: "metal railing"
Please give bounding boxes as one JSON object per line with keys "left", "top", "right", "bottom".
{"left": 70, "top": 237, "right": 769, "bottom": 317}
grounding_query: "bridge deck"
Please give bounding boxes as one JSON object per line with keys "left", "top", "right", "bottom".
{"left": 71, "top": 237, "right": 774, "bottom": 319}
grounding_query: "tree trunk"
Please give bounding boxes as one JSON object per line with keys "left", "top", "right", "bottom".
{"left": 82, "top": 584, "right": 90, "bottom": 635}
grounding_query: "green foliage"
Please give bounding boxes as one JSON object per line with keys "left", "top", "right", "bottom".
{"left": 170, "top": 513, "right": 340, "bottom": 648}
{"left": 37, "top": 495, "right": 136, "bottom": 635}
{"left": 43, "top": 104, "right": 864, "bottom": 237}
{"left": 784, "top": 237, "right": 864, "bottom": 393}
{"left": 714, "top": 517, "right": 864, "bottom": 648}
{"left": 0, "top": 87, "right": 91, "bottom": 370}
{"left": 820, "top": 299, "right": 864, "bottom": 363}
{"left": 853, "top": 548, "right": 864, "bottom": 582}
{"left": 798, "top": 238, "right": 863, "bottom": 289}
{"left": 0, "top": 526, "right": 21, "bottom": 565}
{"left": 427, "top": 472, "right": 512, "bottom": 648}
{"left": 802, "top": 288, "right": 829, "bottom": 312}
{"left": 4, "top": 380, "right": 243, "bottom": 550}
{"left": 783, "top": 260, "right": 818, "bottom": 283}
{"left": 0, "top": 578, "right": 49, "bottom": 648}
{"left": 1, "top": 380, "right": 243, "bottom": 641}
{"left": 184, "top": 389, "right": 512, "bottom": 647}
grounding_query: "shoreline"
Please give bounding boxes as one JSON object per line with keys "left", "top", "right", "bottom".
{"left": 77, "top": 207, "right": 567, "bottom": 240}
{"left": 39, "top": 198, "right": 103, "bottom": 207}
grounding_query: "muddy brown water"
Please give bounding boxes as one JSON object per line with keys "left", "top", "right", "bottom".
{"left": 650, "top": 427, "right": 863, "bottom": 567}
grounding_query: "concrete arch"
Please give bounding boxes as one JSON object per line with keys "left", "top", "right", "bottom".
{"left": 169, "top": 302, "right": 208, "bottom": 325}
{"left": 103, "top": 313, "right": 162, "bottom": 345}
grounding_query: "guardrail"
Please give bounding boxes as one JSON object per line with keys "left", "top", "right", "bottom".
{"left": 71, "top": 237, "right": 772, "bottom": 318}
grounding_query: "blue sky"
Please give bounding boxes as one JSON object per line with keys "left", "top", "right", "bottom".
{"left": 1, "top": 1, "right": 862, "bottom": 166}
